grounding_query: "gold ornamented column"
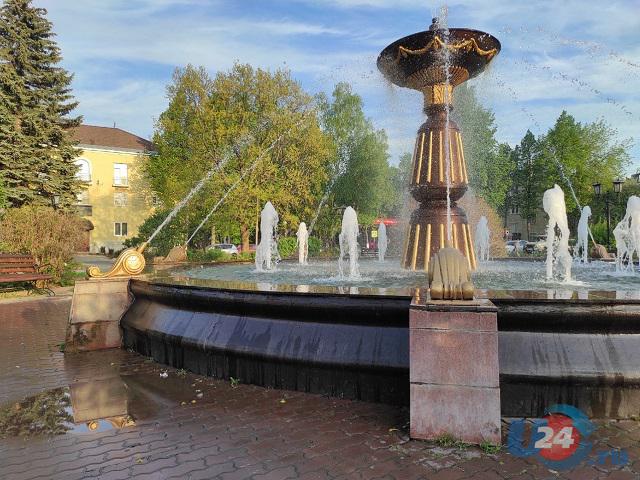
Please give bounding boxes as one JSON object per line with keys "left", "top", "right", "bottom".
{"left": 377, "top": 18, "right": 500, "bottom": 271}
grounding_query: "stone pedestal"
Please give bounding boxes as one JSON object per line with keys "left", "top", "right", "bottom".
{"left": 410, "top": 297, "right": 500, "bottom": 445}
{"left": 66, "top": 278, "right": 131, "bottom": 352}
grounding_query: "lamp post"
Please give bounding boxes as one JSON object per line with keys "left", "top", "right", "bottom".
{"left": 592, "top": 179, "right": 623, "bottom": 250}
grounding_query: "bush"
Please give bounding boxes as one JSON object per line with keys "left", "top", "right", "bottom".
{"left": 187, "top": 248, "right": 226, "bottom": 262}
{"left": 278, "top": 237, "right": 297, "bottom": 258}
{"left": 237, "top": 252, "right": 255, "bottom": 261}
{"left": 0, "top": 206, "right": 86, "bottom": 283}
{"left": 308, "top": 236, "right": 321, "bottom": 256}
{"left": 591, "top": 221, "right": 611, "bottom": 247}
{"left": 277, "top": 236, "right": 322, "bottom": 259}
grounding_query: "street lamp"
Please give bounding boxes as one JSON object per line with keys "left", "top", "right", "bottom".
{"left": 613, "top": 179, "right": 623, "bottom": 194}
{"left": 592, "top": 179, "right": 623, "bottom": 250}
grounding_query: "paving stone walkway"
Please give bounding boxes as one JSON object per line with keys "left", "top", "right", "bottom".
{"left": 0, "top": 297, "right": 638, "bottom": 479}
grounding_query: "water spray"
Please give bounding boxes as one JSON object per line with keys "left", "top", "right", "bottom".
{"left": 185, "top": 112, "right": 315, "bottom": 246}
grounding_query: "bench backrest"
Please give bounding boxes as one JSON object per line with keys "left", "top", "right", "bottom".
{"left": 0, "top": 255, "right": 38, "bottom": 274}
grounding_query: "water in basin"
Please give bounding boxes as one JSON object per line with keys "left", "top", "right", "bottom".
{"left": 179, "top": 258, "right": 640, "bottom": 295}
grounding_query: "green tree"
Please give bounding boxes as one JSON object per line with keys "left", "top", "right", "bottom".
{"left": 319, "top": 83, "right": 392, "bottom": 228}
{"left": 541, "top": 111, "right": 630, "bottom": 215}
{"left": 0, "top": 0, "right": 82, "bottom": 209}
{"left": 0, "top": 173, "right": 7, "bottom": 210}
{"left": 507, "top": 112, "right": 630, "bottom": 233}
{"left": 123, "top": 208, "right": 205, "bottom": 257}
{"left": 452, "top": 85, "right": 513, "bottom": 212}
{"left": 145, "top": 64, "right": 332, "bottom": 252}
{"left": 384, "top": 152, "right": 412, "bottom": 218}
{"left": 510, "top": 130, "right": 548, "bottom": 238}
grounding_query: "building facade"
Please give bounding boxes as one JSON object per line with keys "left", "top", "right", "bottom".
{"left": 72, "top": 125, "right": 156, "bottom": 253}
{"left": 504, "top": 205, "right": 547, "bottom": 241}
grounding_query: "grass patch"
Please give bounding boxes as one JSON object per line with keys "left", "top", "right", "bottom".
{"left": 60, "top": 261, "right": 86, "bottom": 286}
{"left": 480, "top": 440, "right": 501, "bottom": 454}
{"left": 433, "top": 433, "right": 469, "bottom": 449}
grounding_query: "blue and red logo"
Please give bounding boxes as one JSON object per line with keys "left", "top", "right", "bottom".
{"left": 507, "top": 404, "right": 628, "bottom": 470}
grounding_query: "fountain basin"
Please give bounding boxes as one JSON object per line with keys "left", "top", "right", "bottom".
{"left": 121, "top": 260, "right": 640, "bottom": 418}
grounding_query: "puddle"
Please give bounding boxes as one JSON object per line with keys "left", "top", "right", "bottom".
{"left": 1, "top": 370, "right": 210, "bottom": 438}
{"left": 0, "top": 386, "right": 135, "bottom": 438}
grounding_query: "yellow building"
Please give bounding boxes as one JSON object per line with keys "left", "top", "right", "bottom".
{"left": 72, "top": 125, "right": 156, "bottom": 253}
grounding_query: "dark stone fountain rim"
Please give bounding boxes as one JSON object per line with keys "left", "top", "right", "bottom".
{"left": 122, "top": 274, "right": 640, "bottom": 417}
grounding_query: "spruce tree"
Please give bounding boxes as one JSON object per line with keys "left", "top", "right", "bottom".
{"left": 0, "top": 0, "right": 81, "bottom": 209}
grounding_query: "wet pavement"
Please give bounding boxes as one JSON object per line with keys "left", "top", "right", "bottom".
{"left": 1, "top": 297, "right": 639, "bottom": 479}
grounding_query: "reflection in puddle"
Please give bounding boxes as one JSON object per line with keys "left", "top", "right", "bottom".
{"left": 1, "top": 369, "right": 212, "bottom": 438}
{"left": 1, "top": 388, "right": 74, "bottom": 437}
{"left": 0, "top": 385, "right": 135, "bottom": 438}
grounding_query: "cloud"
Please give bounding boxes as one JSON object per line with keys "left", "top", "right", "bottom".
{"left": 34, "top": 0, "right": 640, "bottom": 168}
{"left": 290, "top": 0, "right": 417, "bottom": 8}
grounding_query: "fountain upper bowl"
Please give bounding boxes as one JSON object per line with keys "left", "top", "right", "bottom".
{"left": 377, "top": 28, "right": 501, "bottom": 90}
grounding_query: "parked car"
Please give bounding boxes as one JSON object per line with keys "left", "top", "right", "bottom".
{"left": 208, "top": 243, "right": 238, "bottom": 256}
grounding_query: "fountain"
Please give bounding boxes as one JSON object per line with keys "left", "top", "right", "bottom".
{"left": 574, "top": 206, "right": 592, "bottom": 263}
{"left": 474, "top": 216, "right": 491, "bottom": 263}
{"left": 627, "top": 196, "right": 640, "bottom": 269}
{"left": 255, "top": 202, "right": 280, "bottom": 272}
{"left": 338, "top": 207, "right": 360, "bottom": 278}
{"left": 543, "top": 184, "right": 572, "bottom": 281}
{"left": 296, "top": 222, "right": 309, "bottom": 265}
{"left": 614, "top": 215, "right": 631, "bottom": 271}
{"left": 615, "top": 195, "right": 640, "bottom": 271}
{"left": 109, "top": 17, "right": 640, "bottom": 420}
{"left": 377, "top": 17, "right": 499, "bottom": 271}
{"left": 377, "top": 222, "right": 388, "bottom": 262}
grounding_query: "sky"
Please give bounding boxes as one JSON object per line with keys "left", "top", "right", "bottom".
{"left": 37, "top": 0, "right": 640, "bottom": 171}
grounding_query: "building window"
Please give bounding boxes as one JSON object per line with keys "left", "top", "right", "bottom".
{"left": 510, "top": 206, "right": 520, "bottom": 214}
{"left": 75, "top": 159, "right": 91, "bottom": 182}
{"left": 76, "top": 205, "right": 92, "bottom": 217}
{"left": 113, "top": 163, "right": 128, "bottom": 186}
{"left": 114, "top": 222, "right": 128, "bottom": 237}
{"left": 114, "top": 192, "right": 128, "bottom": 207}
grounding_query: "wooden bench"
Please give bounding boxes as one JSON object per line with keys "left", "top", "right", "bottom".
{"left": 0, "top": 254, "right": 54, "bottom": 295}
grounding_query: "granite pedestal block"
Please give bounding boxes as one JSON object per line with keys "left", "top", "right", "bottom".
{"left": 410, "top": 298, "right": 501, "bottom": 444}
{"left": 66, "top": 278, "right": 131, "bottom": 352}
